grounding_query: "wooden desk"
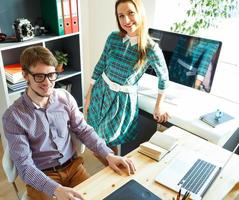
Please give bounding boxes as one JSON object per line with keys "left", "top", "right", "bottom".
{"left": 74, "top": 126, "right": 239, "bottom": 200}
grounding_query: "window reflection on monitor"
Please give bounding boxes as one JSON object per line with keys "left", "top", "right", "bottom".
{"left": 147, "top": 28, "right": 222, "bottom": 92}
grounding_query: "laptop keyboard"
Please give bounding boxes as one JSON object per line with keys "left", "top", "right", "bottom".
{"left": 178, "top": 159, "right": 216, "bottom": 194}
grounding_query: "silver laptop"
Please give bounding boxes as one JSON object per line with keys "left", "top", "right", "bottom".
{"left": 155, "top": 151, "right": 221, "bottom": 200}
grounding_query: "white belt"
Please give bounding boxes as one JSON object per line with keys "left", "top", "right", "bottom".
{"left": 102, "top": 72, "right": 137, "bottom": 93}
{"left": 177, "top": 58, "right": 197, "bottom": 76}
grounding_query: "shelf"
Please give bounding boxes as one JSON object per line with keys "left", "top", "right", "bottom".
{"left": 57, "top": 68, "right": 81, "bottom": 81}
{"left": 8, "top": 88, "right": 26, "bottom": 96}
{"left": 0, "top": 32, "right": 80, "bottom": 51}
{"left": 0, "top": 0, "right": 83, "bottom": 159}
{"left": 0, "top": 0, "right": 84, "bottom": 154}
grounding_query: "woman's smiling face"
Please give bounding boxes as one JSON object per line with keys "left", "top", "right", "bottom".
{"left": 116, "top": 1, "right": 140, "bottom": 37}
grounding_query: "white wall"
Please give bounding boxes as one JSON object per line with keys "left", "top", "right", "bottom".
{"left": 79, "top": 0, "right": 90, "bottom": 97}
{"left": 81, "top": 0, "right": 116, "bottom": 94}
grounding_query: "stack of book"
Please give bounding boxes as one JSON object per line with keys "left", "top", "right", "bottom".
{"left": 7, "top": 81, "right": 27, "bottom": 91}
{"left": 138, "top": 131, "right": 177, "bottom": 161}
{"left": 4, "top": 63, "right": 27, "bottom": 91}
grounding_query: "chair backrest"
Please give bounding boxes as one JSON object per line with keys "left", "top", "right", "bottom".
{"left": 2, "top": 144, "right": 27, "bottom": 200}
{"left": 70, "top": 131, "right": 85, "bottom": 154}
{"left": 2, "top": 144, "right": 17, "bottom": 183}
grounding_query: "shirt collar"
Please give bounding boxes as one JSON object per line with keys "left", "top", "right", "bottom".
{"left": 123, "top": 35, "right": 138, "bottom": 46}
{"left": 23, "top": 89, "right": 55, "bottom": 109}
{"left": 23, "top": 91, "right": 36, "bottom": 109}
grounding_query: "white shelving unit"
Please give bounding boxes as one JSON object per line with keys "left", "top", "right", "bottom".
{"left": 0, "top": 0, "right": 84, "bottom": 148}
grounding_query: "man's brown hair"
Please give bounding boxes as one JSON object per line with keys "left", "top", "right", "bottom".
{"left": 20, "top": 46, "right": 58, "bottom": 70}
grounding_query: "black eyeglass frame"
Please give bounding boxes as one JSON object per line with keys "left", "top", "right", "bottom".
{"left": 25, "top": 69, "right": 58, "bottom": 83}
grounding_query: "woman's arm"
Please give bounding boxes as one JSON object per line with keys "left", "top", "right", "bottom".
{"left": 149, "top": 44, "right": 170, "bottom": 123}
{"left": 84, "top": 83, "right": 93, "bottom": 118}
{"left": 83, "top": 33, "right": 114, "bottom": 118}
{"left": 91, "top": 33, "right": 113, "bottom": 81}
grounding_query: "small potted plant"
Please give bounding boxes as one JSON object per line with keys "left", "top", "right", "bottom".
{"left": 54, "top": 50, "right": 68, "bottom": 72}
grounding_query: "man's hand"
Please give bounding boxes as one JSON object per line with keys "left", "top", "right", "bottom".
{"left": 106, "top": 153, "right": 136, "bottom": 175}
{"left": 54, "top": 185, "right": 84, "bottom": 200}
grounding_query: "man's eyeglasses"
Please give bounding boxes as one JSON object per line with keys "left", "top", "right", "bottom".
{"left": 25, "top": 69, "right": 58, "bottom": 83}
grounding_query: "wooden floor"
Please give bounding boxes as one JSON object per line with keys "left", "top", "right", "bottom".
{"left": 0, "top": 141, "right": 104, "bottom": 200}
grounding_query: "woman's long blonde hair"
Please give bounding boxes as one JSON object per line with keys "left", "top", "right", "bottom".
{"left": 115, "top": 0, "right": 150, "bottom": 68}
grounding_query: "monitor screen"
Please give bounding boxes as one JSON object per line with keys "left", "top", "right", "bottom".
{"left": 147, "top": 28, "right": 222, "bottom": 92}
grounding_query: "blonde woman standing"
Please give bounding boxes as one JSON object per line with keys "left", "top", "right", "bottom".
{"left": 85, "top": 0, "right": 169, "bottom": 156}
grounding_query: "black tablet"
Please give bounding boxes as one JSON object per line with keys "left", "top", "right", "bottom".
{"left": 103, "top": 179, "right": 162, "bottom": 200}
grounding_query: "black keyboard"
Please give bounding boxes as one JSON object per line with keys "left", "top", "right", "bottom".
{"left": 178, "top": 159, "right": 216, "bottom": 194}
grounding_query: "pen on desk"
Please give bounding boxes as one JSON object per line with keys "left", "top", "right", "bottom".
{"left": 176, "top": 188, "right": 181, "bottom": 200}
{"left": 185, "top": 192, "right": 191, "bottom": 200}
{"left": 182, "top": 191, "right": 190, "bottom": 200}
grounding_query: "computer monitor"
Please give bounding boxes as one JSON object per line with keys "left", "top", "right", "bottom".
{"left": 147, "top": 28, "right": 222, "bottom": 92}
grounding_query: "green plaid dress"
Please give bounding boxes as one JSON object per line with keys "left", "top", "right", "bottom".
{"left": 87, "top": 32, "right": 168, "bottom": 146}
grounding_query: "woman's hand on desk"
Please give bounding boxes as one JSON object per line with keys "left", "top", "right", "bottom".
{"left": 154, "top": 93, "right": 170, "bottom": 123}
{"left": 106, "top": 153, "right": 136, "bottom": 175}
{"left": 153, "top": 107, "right": 170, "bottom": 123}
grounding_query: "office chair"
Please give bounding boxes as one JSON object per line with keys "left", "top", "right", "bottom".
{"left": 2, "top": 144, "right": 28, "bottom": 200}
{"left": 71, "top": 131, "right": 86, "bottom": 155}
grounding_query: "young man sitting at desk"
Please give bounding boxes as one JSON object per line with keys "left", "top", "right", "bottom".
{"left": 2, "top": 46, "right": 136, "bottom": 200}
